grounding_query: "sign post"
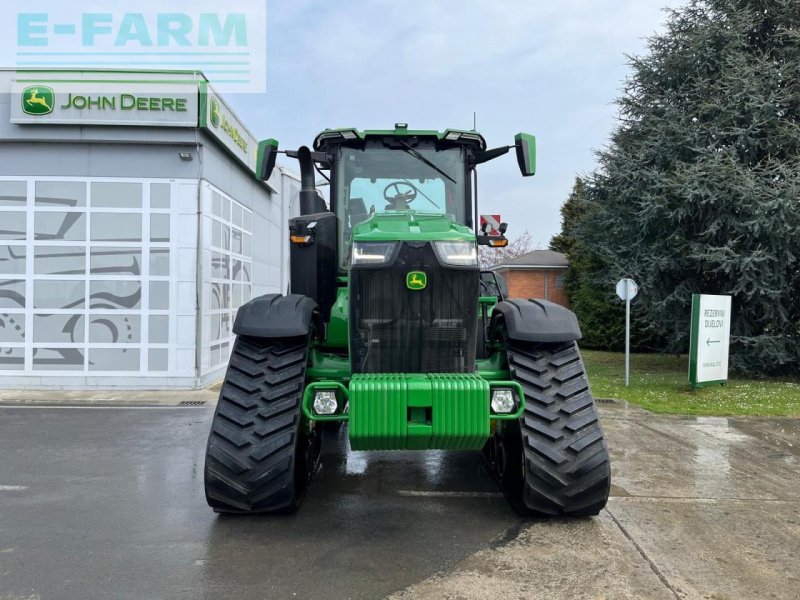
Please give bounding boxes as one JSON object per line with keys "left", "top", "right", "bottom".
{"left": 616, "top": 278, "right": 639, "bottom": 386}
{"left": 689, "top": 294, "right": 732, "bottom": 387}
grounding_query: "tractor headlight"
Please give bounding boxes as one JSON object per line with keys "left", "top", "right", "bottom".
{"left": 351, "top": 242, "right": 397, "bottom": 266}
{"left": 433, "top": 241, "right": 478, "bottom": 267}
{"left": 490, "top": 388, "right": 516, "bottom": 414}
{"left": 313, "top": 390, "right": 338, "bottom": 415}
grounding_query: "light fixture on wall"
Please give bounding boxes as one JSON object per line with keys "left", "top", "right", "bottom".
{"left": 178, "top": 152, "right": 193, "bottom": 161}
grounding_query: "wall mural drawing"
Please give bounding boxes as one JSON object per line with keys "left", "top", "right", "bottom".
{"left": 0, "top": 179, "right": 172, "bottom": 372}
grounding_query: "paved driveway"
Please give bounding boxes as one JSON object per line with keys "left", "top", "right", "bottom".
{"left": 0, "top": 402, "right": 797, "bottom": 599}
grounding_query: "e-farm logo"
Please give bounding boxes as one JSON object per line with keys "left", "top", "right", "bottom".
{"left": 22, "top": 85, "right": 54, "bottom": 116}
{"left": 10, "top": 5, "right": 267, "bottom": 93}
{"left": 406, "top": 271, "right": 427, "bottom": 291}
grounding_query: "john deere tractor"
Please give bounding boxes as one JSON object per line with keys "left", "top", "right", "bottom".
{"left": 203, "top": 124, "right": 610, "bottom": 516}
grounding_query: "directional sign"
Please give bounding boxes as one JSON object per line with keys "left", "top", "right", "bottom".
{"left": 616, "top": 278, "right": 638, "bottom": 301}
{"left": 689, "top": 294, "right": 732, "bottom": 386}
{"left": 480, "top": 214, "right": 502, "bottom": 236}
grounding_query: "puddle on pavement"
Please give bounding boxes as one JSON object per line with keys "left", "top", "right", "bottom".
{"left": 690, "top": 416, "right": 753, "bottom": 442}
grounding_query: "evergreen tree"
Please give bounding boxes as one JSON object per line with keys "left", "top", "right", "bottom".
{"left": 552, "top": 179, "right": 626, "bottom": 350}
{"left": 576, "top": 0, "right": 800, "bottom": 374}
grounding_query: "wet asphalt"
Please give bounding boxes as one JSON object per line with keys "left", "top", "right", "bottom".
{"left": 0, "top": 402, "right": 798, "bottom": 599}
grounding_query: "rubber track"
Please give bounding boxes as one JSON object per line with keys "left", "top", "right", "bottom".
{"left": 204, "top": 335, "right": 308, "bottom": 513}
{"left": 507, "top": 341, "right": 611, "bottom": 516}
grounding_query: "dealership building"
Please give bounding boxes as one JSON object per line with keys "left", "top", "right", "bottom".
{"left": 0, "top": 69, "right": 299, "bottom": 389}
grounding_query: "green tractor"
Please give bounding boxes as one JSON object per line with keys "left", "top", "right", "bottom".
{"left": 204, "top": 124, "right": 610, "bottom": 516}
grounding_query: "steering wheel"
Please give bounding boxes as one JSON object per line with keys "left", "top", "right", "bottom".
{"left": 383, "top": 181, "right": 418, "bottom": 210}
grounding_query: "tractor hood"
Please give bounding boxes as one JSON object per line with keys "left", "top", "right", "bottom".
{"left": 351, "top": 211, "right": 475, "bottom": 243}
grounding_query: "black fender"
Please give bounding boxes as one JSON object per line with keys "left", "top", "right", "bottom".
{"left": 233, "top": 294, "right": 320, "bottom": 338}
{"left": 489, "top": 298, "right": 582, "bottom": 343}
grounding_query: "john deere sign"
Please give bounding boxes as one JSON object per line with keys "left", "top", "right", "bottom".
{"left": 210, "top": 97, "right": 221, "bottom": 128}
{"left": 21, "top": 85, "right": 54, "bottom": 115}
{"left": 11, "top": 80, "right": 199, "bottom": 127}
{"left": 60, "top": 92, "right": 189, "bottom": 113}
{"left": 208, "top": 94, "right": 248, "bottom": 152}
{"left": 10, "top": 74, "right": 260, "bottom": 176}
{"left": 200, "top": 83, "right": 258, "bottom": 173}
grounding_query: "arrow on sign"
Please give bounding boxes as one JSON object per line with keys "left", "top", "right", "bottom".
{"left": 706, "top": 338, "right": 720, "bottom": 346}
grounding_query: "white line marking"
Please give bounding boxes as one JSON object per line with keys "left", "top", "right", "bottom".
{"left": 0, "top": 485, "right": 27, "bottom": 491}
{"left": 398, "top": 490, "right": 503, "bottom": 498}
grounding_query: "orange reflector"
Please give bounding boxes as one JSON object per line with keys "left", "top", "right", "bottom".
{"left": 290, "top": 235, "right": 312, "bottom": 244}
{"left": 489, "top": 239, "right": 508, "bottom": 247}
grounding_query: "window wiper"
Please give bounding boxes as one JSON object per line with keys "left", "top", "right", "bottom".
{"left": 402, "top": 179, "right": 440, "bottom": 209}
{"left": 398, "top": 140, "right": 457, "bottom": 184}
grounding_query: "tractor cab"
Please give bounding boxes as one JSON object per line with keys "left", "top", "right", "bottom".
{"left": 315, "top": 126, "right": 485, "bottom": 270}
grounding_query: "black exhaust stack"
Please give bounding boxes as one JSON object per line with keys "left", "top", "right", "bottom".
{"left": 296, "top": 146, "right": 327, "bottom": 215}
{"left": 288, "top": 146, "right": 337, "bottom": 325}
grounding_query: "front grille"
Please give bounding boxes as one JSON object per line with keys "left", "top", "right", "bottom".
{"left": 349, "top": 243, "right": 479, "bottom": 373}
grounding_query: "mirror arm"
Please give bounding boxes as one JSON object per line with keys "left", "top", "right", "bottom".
{"left": 474, "top": 145, "right": 512, "bottom": 165}
{"left": 284, "top": 149, "right": 328, "bottom": 163}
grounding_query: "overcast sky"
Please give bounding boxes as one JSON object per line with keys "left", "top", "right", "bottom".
{"left": 226, "top": 0, "right": 683, "bottom": 248}
{"left": 3, "top": 0, "right": 682, "bottom": 247}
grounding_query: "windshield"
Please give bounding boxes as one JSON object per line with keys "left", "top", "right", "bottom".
{"left": 335, "top": 145, "right": 468, "bottom": 268}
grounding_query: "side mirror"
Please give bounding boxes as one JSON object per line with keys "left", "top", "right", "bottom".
{"left": 514, "top": 133, "right": 536, "bottom": 177}
{"left": 256, "top": 138, "right": 279, "bottom": 181}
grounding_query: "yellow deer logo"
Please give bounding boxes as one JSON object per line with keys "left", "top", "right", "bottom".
{"left": 26, "top": 88, "right": 52, "bottom": 111}
{"left": 406, "top": 271, "right": 427, "bottom": 290}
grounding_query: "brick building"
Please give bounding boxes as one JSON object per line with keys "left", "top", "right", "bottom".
{"left": 490, "top": 250, "right": 570, "bottom": 307}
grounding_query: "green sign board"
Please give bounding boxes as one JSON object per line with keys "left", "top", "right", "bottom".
{"left": 11, "top": 74, "right": 264, "bottom": 177}
{"left": 689, "top": 294, "right": 732, "bottom": 386}
{"left": 11, "top": 79, "right": 199, "bottom": 127}
{"left": 200, "top": 82, "right": 259, "bottom": 175}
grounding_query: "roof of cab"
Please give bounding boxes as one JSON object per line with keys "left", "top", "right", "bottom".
{"left": 313, "top": 124, "right": 487, "bottom": 150}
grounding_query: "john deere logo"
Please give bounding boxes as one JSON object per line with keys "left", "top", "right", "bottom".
{"left": 407, "top": 271, "right": 427, "bottom": 290}
{"left": 22, "top": 86, "right": 54, "bottom": 116}
{"left": 210, "top": 97, "right": 221, "bottom": 128}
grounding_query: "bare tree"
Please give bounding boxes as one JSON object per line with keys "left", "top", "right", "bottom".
{"left": 478, "top": 230, "right": 534, "bottom": 269}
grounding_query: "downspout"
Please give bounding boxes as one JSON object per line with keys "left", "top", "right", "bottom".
{"left": 193, "top": 74, "right": 205, "bottom": 388}
{"left": 280, "top": 168, "right": 287, "bottom": 294}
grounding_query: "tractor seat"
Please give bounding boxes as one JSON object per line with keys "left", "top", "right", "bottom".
{"left": 349, "top": 197, "right": 369, "bottom": 227}
{"left": 385, "top": 200, "right": 409, "bottom": 211}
